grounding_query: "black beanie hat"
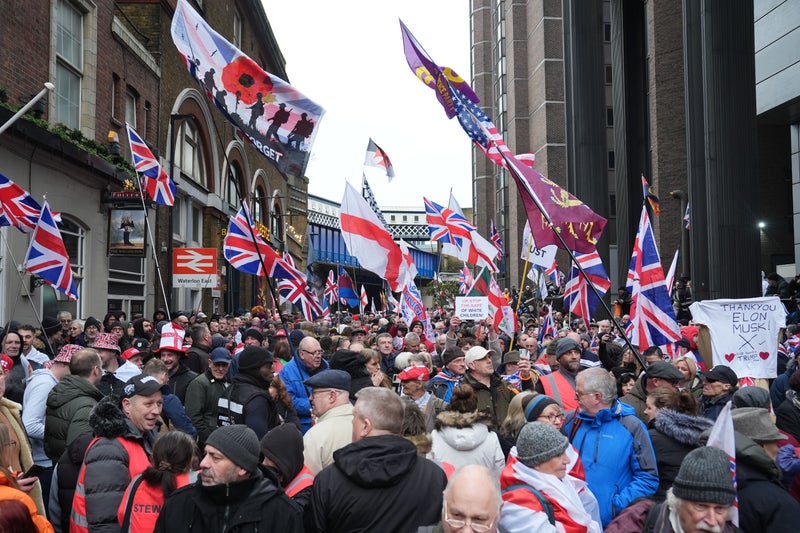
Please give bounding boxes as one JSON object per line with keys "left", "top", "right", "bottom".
{"left": 238, "top": 346, "right": 274, "bottom": 371}
{"left": 84, "top": 316, "right": 102, "bottom": 331}
{"left": 329, "top": 349, "right": 371, "bottom": 378}
{"left": 259, "top": 423, "right": 304, "bottom": 482}
{"left": 243, "top": 328, "right": 264, "bottom": 344}
{"left": 206, "top": 425, "right": 260, "bottom": 473}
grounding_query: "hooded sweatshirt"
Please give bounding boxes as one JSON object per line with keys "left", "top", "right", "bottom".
{"left": 429, "top": 410, "right": 505, "bottom": 477}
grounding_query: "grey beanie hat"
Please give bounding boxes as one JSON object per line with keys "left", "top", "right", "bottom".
{"left": 516, "top": 422, "right": 569, "bottom": 467}
{"left": 205, "top": 425, "right": 260, "bottom": 473}
{"left": 672, "top": 446, "right": 736, "bottom": 505}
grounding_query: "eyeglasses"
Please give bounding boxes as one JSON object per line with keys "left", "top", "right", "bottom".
{"left": 575, "top": 389, "right": 596, "bottom": 400}
{"left": 704, "top": 379, "right": 718, "bottom": 384}
{"left": 443, "top": 501, "right": 495, "bottom": 532}
{"left": 538, "top": 413, "right": 565, "bottom": 423}
{"left": 311, "top": 389, "right": 333, "bottom": 396}
{"left": 302, "top": 349, "right": 324, "bottom": 356}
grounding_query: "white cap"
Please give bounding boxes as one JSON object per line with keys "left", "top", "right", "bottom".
{"left": 465, "top": 346, "right": 495, "bottom": 365}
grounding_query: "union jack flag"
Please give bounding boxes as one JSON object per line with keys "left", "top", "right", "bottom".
{"left": 684, "top": 202, "right": 691, "bottom": 230}
{"left": 626, "top": 207, "right": 681, "bottom": 352}
{"left": 490, "top": 219, "right": 503, "bottom": 254}
{"left": 0, "top": 173, "right": 45, "bottom": 232}
{"left": 277, "top": 264, "right": 323, "bottom": 320}
{"left": 324, "top": 269, "right": 338, "bottom": 304}
{"left": 126, "top": 123, "right": 175, "bottom": 206}
{"left": 562, "top": 250, "right": 610, "bottom": 320}
{"left": 424, "top": 197, "right": 497, "bottom": 271}
{"left": 545, "top": 260, "right": 560, "bottom": 289}
{"left": 321, "top": 299, "right": 331, "bottom": 320}
{"left": 223, "top": 204, "right": 300, "bottom": 279}
{"left": 24, "top": 199, "right": 78, "bottom": 300}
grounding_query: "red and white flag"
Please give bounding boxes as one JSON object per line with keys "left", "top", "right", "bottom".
{"left": 340, "top": 182, "right": 414, "bottom": 291}
{"left": 364, "top": 138, "right": 395, "bottom": 180}
{"left": 360, "top": 285, "right": 369, "bottom": 311}
{"left": 706, "top": 401, "right": 738, "bottom": 527}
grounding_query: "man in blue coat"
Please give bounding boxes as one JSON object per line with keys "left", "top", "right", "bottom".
{"left": 279, "top": 336, "right": 328, "bottom": 433}
{"left": 563, "top": 367, "right": 659, "bottom": 527}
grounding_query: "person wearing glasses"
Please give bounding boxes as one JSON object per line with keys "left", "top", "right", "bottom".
{"left": 279, "top": 336, "right": 328, "bottom": 434}
{"left": 698, "top": 365, "right": 738, "bottom": 421}
{"left": 417, "top": 464, "right": 504, "bottom": 533}
{"left": 500, "top": 422, "right": 602, "bottom": 532}
{"left": 562, "top": 368, "right": 658, "bottom": 527}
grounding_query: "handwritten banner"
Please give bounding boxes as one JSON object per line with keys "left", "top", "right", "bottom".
{"left": 689, "top": 296, "right": 786, "bottom": 379}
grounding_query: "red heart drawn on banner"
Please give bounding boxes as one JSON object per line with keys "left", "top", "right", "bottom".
{"left": 724, "top": 353, "right": 735, "bottom": 362}
{"left": 759, "top": 351, "right": 770, "bottom": 360}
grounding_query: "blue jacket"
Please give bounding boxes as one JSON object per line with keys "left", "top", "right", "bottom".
{"left": 279, "top": 357, "right": 329, "bottom": 434}
{"left": 563, "top": 400, "right": 658, "bottom": 527}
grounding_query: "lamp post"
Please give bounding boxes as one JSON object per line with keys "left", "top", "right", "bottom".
{"left": 670, "top": 190, "right": 689, "bottom": 278}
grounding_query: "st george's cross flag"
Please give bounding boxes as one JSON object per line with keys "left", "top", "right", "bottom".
{"left": 562, "top": 250, "right": 611, "bottom": 320}
{"left": 24, "top": 199, "right": 78, "bottom": 300}
{"left": 126, "top": 123, "right": 175, "bottom": 205}
{"left": 340, "top": 182, "right": 415, "bottom": 292}
{"left": 360, "top": 285, "right": 369, "bottom": 311}
{"left": 364, "top": 138, "right": 395, "bottom": 180}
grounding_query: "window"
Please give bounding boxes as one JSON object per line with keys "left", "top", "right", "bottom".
{"left": 172, "top": 199, "right": 183, "bottom": 238}
{"left": 232, "top": 10, "right": 242, "bottom": 48}
{"left": 125, "top": 89, "right": 137, "bottom": 128}
{"left": 402, "top": 215, "right": 407, "bottom": 222}
{"left": 390, "top": 215, "right": 395, "bottom": 222}
{"left": 606, "top": 107, "right": 614, "bottom": 127}
{"left": 56, "top": 216, "right": 85, "bottom": 314}
{"left": 55, "top": 0, "right": 83, "bottom": 128}
{"left": 191, "top": 205, "right": 202, "bottom": 246}
{"left": 226, "top": 165, "right": 241, "bottom": 208}
{"left": 604, "top": 23, "right": 612, "bottom": 42}
{"left": 110, "top": 76, "right": 117, "bottom": 121}
{"left": 253, "top": 186, "right": 267, "bottom": 222}
{"left": 270, "top": 203, "right": 284, "bottom": 243}
{"left": 609, "top": 194, "right": 617, "bottom": 217}
{"left": 605, "top": 65, "right": 613, "bottom": 85}
{"left": 414, "top": 215, "right": 419, "bottom": 222}
{"left": 608, "top": 150, "right": 616, "bottom": 170}
{"left": 175, "top": 120, "right": 207, "bottom": 186}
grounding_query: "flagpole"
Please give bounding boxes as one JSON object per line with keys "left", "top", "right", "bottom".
{"left": 131, "top": 173, "right": 172, "bottom": 320}
{"left": 1, "top": 231, "right": 43, "bottom": 325}
{"left": 509, "top": 236, "right": 535, "bottom": 351}
{"left": 498, "top": 150, "right": 645, "bottom": 369}
{"left": 0, "top": 82, "right": 54, "bottom": 136}
{"left": 204, "top": 119, "right": 295, "bottom": 357}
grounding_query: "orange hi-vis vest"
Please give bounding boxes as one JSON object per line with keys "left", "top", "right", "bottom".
{"left": 285, "top": 465, "right": 314, "bottom": 497}
{"left": 540, "top": 371, "right": 579, "bottom": 412}
{"left": 70, "top": 436, "right": 150, "bottom": 533}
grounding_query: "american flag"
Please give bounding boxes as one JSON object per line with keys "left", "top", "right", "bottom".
{"left": 324, "top": 269, "right": 338, "bottom": 304}
{"left": 24, "top": 199, "right": 78, "bottom": 300}
{"left": 126, "top": 123, "right": 175, "bottom": 206}
{"left": 0, "top": 173, "right": 46, "bottom": 232}
{"left": 361, "top": 175, "right": 390, "bottom": 231}
{"left": 490, "top": 219, "right": 503, "bottom": 254}
{"left": 223, "top": 203, "right": 300, "bottom": 279}
{"left": 562, "top": 250, "right": 611, "bottom": 320}
{"left": 515, "top": 152, "right": 536, "bottom": 167}
{"left": 626, "top": 207, "right": 681, "bottom": 352}
{"left": 423, "top": 197, "right": 497, "bottom": 271}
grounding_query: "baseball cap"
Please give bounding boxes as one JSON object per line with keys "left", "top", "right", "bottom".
{"left": 704, "top": 365, "right": 738, "bottom": 387}
{"left": 397, "top": 366, "right": 430, "bottom": 382}
{"left": 465, "top": 346, "right": 495, "bottom": 365}
{"left": 122, "top": 374, "right": 163, "bottom": 398}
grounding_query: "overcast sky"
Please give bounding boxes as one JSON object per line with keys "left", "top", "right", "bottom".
{"left": 260, "top": 0, "right": 474, "bottom": 209}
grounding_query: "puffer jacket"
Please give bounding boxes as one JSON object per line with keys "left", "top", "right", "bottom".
{"left": 184, "top": 370, "right": 229, "bottom": 447}
{"left": 563, "top": 400, "right": 659, "bottom": 527}
{"left": 312, "top": 434, "right": 447, "bottom": 532}
{"left": 44, "top": 374, "right": 104, "bottom": 461}
{"left": 80, "top": 395, "right": 158, "bottom": 533}
{"left": 153, "top": 466, "right": 303, "bottom": 533}
{"left": 429, "top": 410, "right": 505, "bottom": 477}
{"left": 648, "top": 409, "right": 712, "bottom": 500}
{"left": 0, "top": 470, "right": 54, "bottom": 533}
{"left": 279, "top": 356, "right": 329, "bottom": 433}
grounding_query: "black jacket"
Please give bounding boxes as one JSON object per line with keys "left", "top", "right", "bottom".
{"left": 154, "top": 466, "right": 303, "bottom": 533}
{"left": 168, "top": 362, "right": 198, "bottom": 404}
{"left": 775, "top": 391, "right": 800, "bottom": 442}
{"left": 217, "top": 372, "right": 279, "bottom": 439}
{"left": 53, "top": 431, "right": 94, "bottom": 530}
{"left": 647, "top": 409, "right": 712, "bottom": 500}
{"left": 311, "top": 434, "right": 447, "bottom": 532}
{"left": 733, "top": 432, "right": 800, "bottom": 533}
{"left": 185, "top": 343, "right": 211, "bottom": 374}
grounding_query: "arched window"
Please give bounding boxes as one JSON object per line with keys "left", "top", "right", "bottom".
{"left": 270, "top": 202, "right": 284, "bottom": 243}
{"left": 253, "top": 186, "right": 267, "bottom": 223}
{"left": 226, "top": 164, "right": 241, "bottom": 208}
{"left": 175, "top": 120, "right": 207, "bottom": 185}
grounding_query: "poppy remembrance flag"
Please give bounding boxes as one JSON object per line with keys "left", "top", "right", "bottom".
{"left": 126, "top": 123, "right": 175, "bottom": 206}
{"left": 171, "top": 0, "right": 324, "bottom": 179}
{"left": 24, "top": 199, "right": 78, "bottom": 300}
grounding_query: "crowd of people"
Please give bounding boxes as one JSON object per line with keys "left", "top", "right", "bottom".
{"left": 1, "top": 304, "right": 800, "bottom": 532}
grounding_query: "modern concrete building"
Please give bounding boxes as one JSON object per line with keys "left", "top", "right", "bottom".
{"left": 470, "top": 0, "right": 766, "bottom": 303}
